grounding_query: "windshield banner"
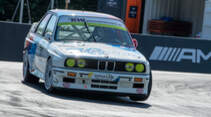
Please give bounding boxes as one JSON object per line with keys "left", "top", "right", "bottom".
{"left": 58, "top": 16, "right": 127, "bottom": 31}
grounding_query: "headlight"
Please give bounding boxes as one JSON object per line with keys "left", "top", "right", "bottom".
{"left": 135, "top": 64, "right": 145, "bottom": 72}
{"left": 77, "top": 59, "right": 86, "bottom": 68}
{"left": 66, "top": 59, "right": 75, "bottom": 67}
{"left": 125, "top": 63, "right": 134, "bottom": 72}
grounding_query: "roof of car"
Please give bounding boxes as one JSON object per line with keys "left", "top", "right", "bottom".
{"left": 49, "top": 9, "right": 122, "bottom": 21}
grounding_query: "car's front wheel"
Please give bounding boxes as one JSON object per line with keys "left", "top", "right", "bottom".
{"left": 129, "top": 71, "right": 152, "bottom": 101}
{"left": 44, "top": 58, "right": 55, "bottom": 93}
{"left": 23, "top": 55, "right": 39, "bottom": 83}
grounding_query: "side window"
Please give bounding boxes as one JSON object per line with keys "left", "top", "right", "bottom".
{"left": 36, "top": 14, "right": 51, "bottom": 35}
{"left": 44, "top": 15, "right": 57, "bottom": 37}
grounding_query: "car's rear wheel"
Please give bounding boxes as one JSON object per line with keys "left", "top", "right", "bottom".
{"left": 129, "top": 71, "right": 152, "bottom": 101}
{"left": 44, "top": 58, "right": 55, "bottom": 93}
{"left": 23, "top": 55, "right": 39, "bottom": 83}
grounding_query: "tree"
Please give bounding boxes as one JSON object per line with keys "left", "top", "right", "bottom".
{"left": 0, "top": 0, "right": 98, "bottom": 23}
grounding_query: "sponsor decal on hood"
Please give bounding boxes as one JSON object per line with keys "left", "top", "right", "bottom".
{"left": 52, "top": 42, "right": 146, "bottom": 61}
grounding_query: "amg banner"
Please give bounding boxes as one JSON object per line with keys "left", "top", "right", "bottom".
{"left": 132, "top": 34, "right": 211, "bottom": 74}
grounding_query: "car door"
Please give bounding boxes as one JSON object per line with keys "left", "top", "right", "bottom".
{"left": 40, "top": 15, "right": 58, "bottom": 73}
{"left": 34, "top": 14, "right": 52, "bottom": 74}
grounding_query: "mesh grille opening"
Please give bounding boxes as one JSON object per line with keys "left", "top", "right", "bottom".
{"left": 133, "top": 84, "right": 144, "bottom": 88}
{"left": 63, "top": 78, "right": 75, "bottom": 83}
{"left": 91, "top": 84, "right": 117, "bottom": 90}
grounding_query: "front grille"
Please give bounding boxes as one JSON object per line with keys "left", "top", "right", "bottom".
{"left": 115, "top": 62, "right": 125, "bottom": 72}
{"left": 65, "top": 58, "right": 145, "bottom": 73}
{"left": 83, "top": 59, "right": 98, "bottom": 69}
{"left": 99, "top": 61, "right": 106, "bottom": 70}
{"left": 98, "top": 61, "right": 115, "bottom": 71}
{"left": 107, "top": 62, "right": 115, "bottom": 71}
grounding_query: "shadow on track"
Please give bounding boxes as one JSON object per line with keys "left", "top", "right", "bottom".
{"left": 22, "top": 81, "right": 151, "bottom": 109}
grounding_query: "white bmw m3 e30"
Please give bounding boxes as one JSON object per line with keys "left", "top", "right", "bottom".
{"left": 23, "top": 9, "right": 152, "bottom": 101}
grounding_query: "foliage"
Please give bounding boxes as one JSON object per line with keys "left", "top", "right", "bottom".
{"left": 0, "top": 0, "right": 98, "bottom": 23}
{"left": 69, "top": 0, "right": 98, "bottom": 11}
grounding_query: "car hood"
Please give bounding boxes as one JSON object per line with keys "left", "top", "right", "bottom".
{"left": 52, "top": 42, "right": 147, "bottom": 62}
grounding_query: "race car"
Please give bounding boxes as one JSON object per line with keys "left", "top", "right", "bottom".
{"left": 23, "top": 9, "right": 152, "bottom": 101}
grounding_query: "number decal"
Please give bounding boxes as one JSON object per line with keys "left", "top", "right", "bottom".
{"left": 69, "top": 17, "right": 85, "bottom": 22}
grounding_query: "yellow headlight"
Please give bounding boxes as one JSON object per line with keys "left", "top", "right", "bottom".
{"left": 125, "top": 63, "right": 134, "bottom": 72}
{"left": 77, "top": 59, "right": 86, "bottom": 68}
{"left": 66, "top": 59, "right": 75, "bottom": 67}
{"left": 135, "top": 64, "right": 145, "bottom": 72}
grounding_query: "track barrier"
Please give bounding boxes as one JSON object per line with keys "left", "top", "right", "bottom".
{"left": 0, "top": 22, "right": 210, "bottom": 73}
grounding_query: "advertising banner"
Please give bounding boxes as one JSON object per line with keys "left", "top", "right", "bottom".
{"left": 132, "top": 34, "right": 211, "bottom": 73}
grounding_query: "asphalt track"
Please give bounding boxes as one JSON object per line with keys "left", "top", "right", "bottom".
{"left": 0, "top": 61, "right": 211, "bottom": 117}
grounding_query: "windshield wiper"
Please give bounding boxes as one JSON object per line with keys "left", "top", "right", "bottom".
{"left": 84, "top": 21, "right": 96, "bottom": 42}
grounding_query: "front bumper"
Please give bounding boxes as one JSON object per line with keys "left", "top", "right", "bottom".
{"left": 52, "top": 67, "right": 150, "bottom": 95}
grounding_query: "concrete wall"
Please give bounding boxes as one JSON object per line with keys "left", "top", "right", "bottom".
{"left": 202, "top": 0, "right": 211, "bottom": 39}
{"left": 0, "top": 21, "right": 31, "bottom": 61}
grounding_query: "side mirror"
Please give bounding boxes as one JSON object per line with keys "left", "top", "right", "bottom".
{"left": 45, "top": 32, "right": 52, "bottom": 40}
{"left": 132, "top": 38, "right": 138, "bottom": 48}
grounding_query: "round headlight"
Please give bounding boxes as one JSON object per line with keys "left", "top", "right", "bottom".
{"left": 136, "top": 64, "right": 145, "bottom": 72}
{"left": 77, "top": 59, "right": 86, "bottom": 68}
{"left": 125, "top": 63, "right": 134, "bottom": 72}
{"left": 66, "top": 59, "right": 75, "bottom": 67}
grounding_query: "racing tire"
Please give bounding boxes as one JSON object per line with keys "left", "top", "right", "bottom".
{"left": 44, "top": 58, "right": 56, "bottom": 93}
{"left": 23, "top": 55, "right": 39, "bottom": 84}
{"left": 129, "top": 71, "right": 152, "bottom": 101}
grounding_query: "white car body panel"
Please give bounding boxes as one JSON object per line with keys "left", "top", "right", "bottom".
{"left": 23, "top": 9, "right": 151, "bottom": 96}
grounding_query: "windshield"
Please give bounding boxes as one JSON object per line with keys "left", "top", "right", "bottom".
{"left": 55, "top": 16, "right": 133, "bottom": 47}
